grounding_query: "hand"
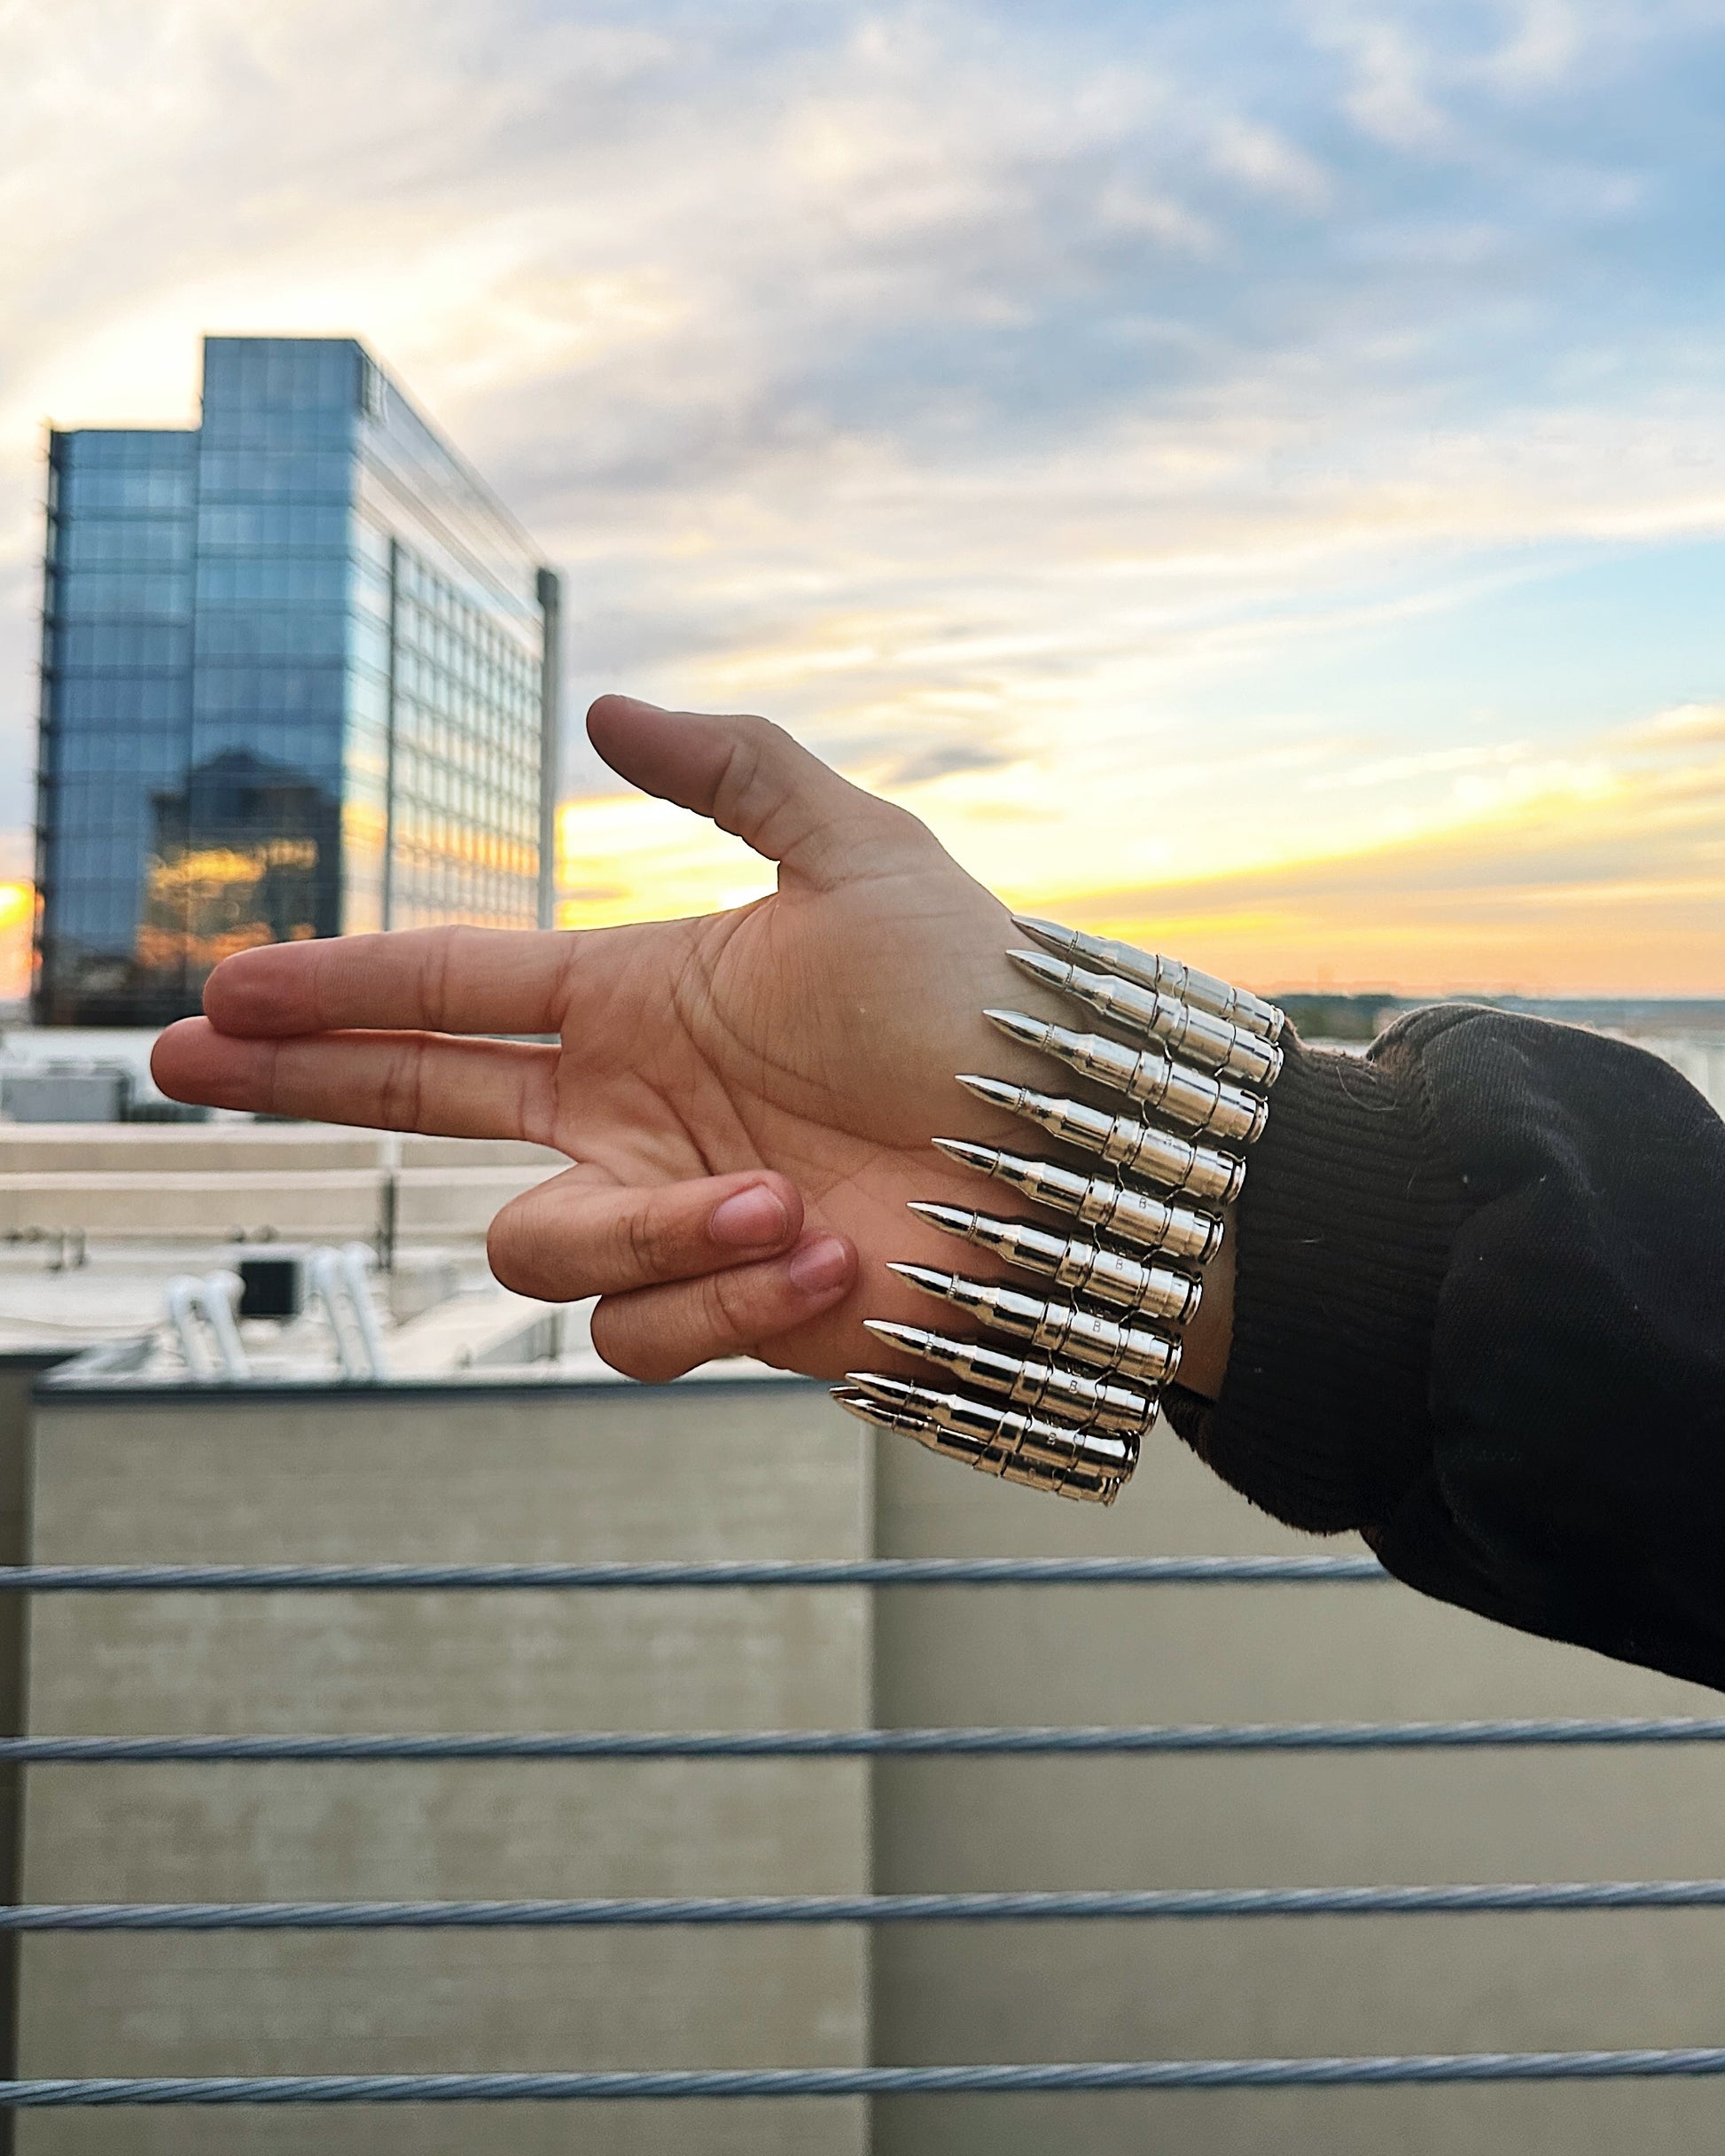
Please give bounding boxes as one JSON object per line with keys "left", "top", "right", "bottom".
{"left": 152, "top": 696, "right": 1232, "bottom": 1390}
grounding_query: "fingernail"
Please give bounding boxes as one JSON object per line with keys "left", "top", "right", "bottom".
{"left": 787, "top": 1235, "right": 852, "bottom": 1297}
{"left": 710, "top": 1184, "right": 791, "bottom": 1247}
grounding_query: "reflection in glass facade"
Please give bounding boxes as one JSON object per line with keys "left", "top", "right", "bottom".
{"left": 35, "top": 337, "right": 561, "bottom": 1026}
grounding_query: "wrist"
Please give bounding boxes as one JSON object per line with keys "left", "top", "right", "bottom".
{"left": 1161, "top": 1026, "right": 1468, "bottom": 1531}
{"left": 1169, "top": 1219, "right": 1235, "bottom": 1400}
{"left": 839, "top": 918, "right": 1280, "bottom": 1502}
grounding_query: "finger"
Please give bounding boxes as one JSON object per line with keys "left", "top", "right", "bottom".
{"left": 152, "top": 1020, "right": 559, "bottom": 1139}
{"left": 488, "top": 1167, "right": 805, "bottom": 1301}
{"left": 587, "top": 694, "right": 935, "bottom": 890}
{"left": 200, "top": 923, "right": 581, "bottom": 1040}
{"left": 590, "top": 1232, "right": 857, "bottom": 1383}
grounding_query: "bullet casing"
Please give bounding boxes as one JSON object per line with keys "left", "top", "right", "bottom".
{"left": 831, "top": 1387, "right": 1122, "bottom": 1502}
{"left": 955, "top": 1076, "right": 1245, "bottom": 1206}
{"left": 1011, "top": 914, "right": 1284, "bottom": 1043}
{"left": 888, "top": 1264, "right": 1183, "bottom": 1386}
{"left": 834, "top": 1383, "right": 991, "bottom": 1464}
{"left": 831, "top": 1385, "right": 922, "bottom": 1433}
{"left": 985, "top": 1012, "right": 1267, "bottom": 1144}
{"left": 1009, "top": 949, "right": 1283, "bottom": 1090}
{"left": 995, "top": 1452, "right": 1120, "bottom": 1500}
{"left": 864, "top": 1320, "right": 1158, "bottom": 1436}
{"left": 933, "top": 1138, "right": 1222, "bottom": 1266}
{"left": 848, "top": 917, "right": 1280, "bottom": 1504}
{"left": 845, "top": 1372, "right": 1136, "bottom": 1489}
{"left": 910, "top": 1204, "right": 1202, "bottom": 1324}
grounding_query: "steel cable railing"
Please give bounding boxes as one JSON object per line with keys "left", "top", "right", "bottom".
{"left": 6, "top": 2052, "right": 1725, "bottom": 2104}
{"left": 5, "top": 1715, "right": 1725, "bottom": 1762}
{"left": 0, "top": 1555, "right": 1388, "bottom": 1589}
{"left": 4, "top": 1552, "right": 1719, "bottom": 2105}
{"left": 4, "top": 1880, "right": 1725, "bottom": 1927}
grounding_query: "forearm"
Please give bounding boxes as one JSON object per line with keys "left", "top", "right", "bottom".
{"left": 1163, "top": 1022, "right": 1467, "bottom": 1526}
{"left": 1163, "top": 1008, "right": 1725, "bottom": 1688}
{"left": 1170, "top": 1218, "right": 1234, "bottom": 1402}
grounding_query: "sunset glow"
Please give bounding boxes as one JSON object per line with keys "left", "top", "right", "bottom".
{"left": 0, "top": 879, "right": 31, "bottom": 1004}
{"left": 4, "top": 3, "right": 1722, "bottom": 999}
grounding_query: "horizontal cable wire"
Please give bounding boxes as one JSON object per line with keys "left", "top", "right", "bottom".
{"left": 8, "top": 2052, "right": 1725, "bottom": 2102}
{"left": 7, "top": 1717, "right": 1725, "bottom": 1762}
{"left": 10, "top": 1880, "right": 1725, "bottom": 1928}
{"left": 12, "top": 1543, "right": 1704, "bottom": 2110}
{"left": 0, "top": 1557, "right": 1386, "bottom": 1591}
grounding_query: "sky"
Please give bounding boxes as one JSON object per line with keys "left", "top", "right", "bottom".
{"left": 2, "top": 0, "right": 1722, "bottom": 1000}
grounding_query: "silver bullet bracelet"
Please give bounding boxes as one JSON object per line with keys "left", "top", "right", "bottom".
{"left": 833, "top": 916, "right": 1284, "bottom": 1504}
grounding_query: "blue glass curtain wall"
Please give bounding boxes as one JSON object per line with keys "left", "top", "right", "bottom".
{"left": 177, "top": 339, "right": 355, "bottom": 994}
{"left": 34, "top": 338, "right": 558, "bottom": 1026}
{"left": 36, "top": 431, "right": 197, "bottom": 1023}
{"left": 354, "top": 355, "right": 548, "bottom": 936}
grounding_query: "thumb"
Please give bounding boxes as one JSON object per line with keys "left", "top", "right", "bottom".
{"left": 586, "top": 694, "right": 933, "bottom": 890}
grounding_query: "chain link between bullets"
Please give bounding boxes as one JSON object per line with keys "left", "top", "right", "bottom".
{"left": 834, "top": 917, "right": 1284, "bottom": 1503}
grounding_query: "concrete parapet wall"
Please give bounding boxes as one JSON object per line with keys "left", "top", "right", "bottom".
{"left": 15, "top": 1362, "right": 1720, "bottom": 2155}
{"left": 0, "top": 1125, "right": 564, "bottom": 1175}
{"left": 0, "top": 1169, "right": 384, "bottom": 1239}
{"left": 0, "top": 1127, "right": 386, "bottom": 1173}
{"left": 0, "top": 1146, "right": 562, "bottom": 1243}
{"left": 393, "top": 1164, "right": 562, "bottom": 1235}
{"left": 18, "top": 1379, "right": 872, "bottom": 2156}
{"left": 400, "top": 1135, "right": 564, "bottom": 1169}
{"left": 869, "top": 1428, "right": 1725, "bottom": 2156}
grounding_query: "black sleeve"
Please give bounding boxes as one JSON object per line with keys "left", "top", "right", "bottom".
{"left": 1162, "top": 1006, "right": 1725, "bottom": 1691}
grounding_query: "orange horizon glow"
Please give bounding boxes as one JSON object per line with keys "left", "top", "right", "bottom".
{"left": 551, "top": 879, "right": 1725, "bottom": 1002}
{"left": 6, "top": 681, "right": 1722, "bottom": 1012}
{"left": 0, "top": 880, "right": 31, "bottom": 1005}
{"left": 4, "top": 794, "right": 1720, "bottom": 1012}
{"left": 554, "top": 730, "right": 1725, "bottom": 1001}
{"left": 4, "top": 7, "right": 1724, "bottom": 1018}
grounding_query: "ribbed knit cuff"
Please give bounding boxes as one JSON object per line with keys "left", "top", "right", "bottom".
{"left": 1162, "top": 1017, "right": 1471, "bottom": 1534}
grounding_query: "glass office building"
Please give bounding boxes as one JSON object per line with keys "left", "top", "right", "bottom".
{"left": 35, "top": 336, "right": 562, "bottom": 1026}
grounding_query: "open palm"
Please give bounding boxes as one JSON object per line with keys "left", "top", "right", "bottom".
{"left": 152, "top": 696, "right": 1072, "bottom": 1381}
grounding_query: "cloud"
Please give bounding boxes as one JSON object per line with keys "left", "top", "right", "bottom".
{"left": 1316, "top": 9, "right": 1454, "bottom": 149}
{"left": 865, "top": 736, "right": 1019, "bottom": 787}
{"left": 1044, "top": 715, "right": 1725, "bottom": 994}
{"left": 1635, "top": 700, "right": 1725, "bottom": 745}
{"left": 1, "top": 0, "right": 1721, "bottom": 990}
{"left": 1207, "top": 117, "right": 1334, "bottom": 210}
{"left": 550, "top": 683, "right": 1725, "bottom": 1004}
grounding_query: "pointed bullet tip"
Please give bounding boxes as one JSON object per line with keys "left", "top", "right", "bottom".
{"left": 1009, "top": 912, "right": 1068, "bottom": 942}
{"left": 932, "top": 1136, "right": 994, "bottom": 1169}
{"left": 956, "top": 1073, "right": 1018, "bottom": 1106}
{"left": 908, "top": 1201, "right": 974, "bottom": 1235}
{"left": 984, "top": 1007, "right": 1046, "bottom": 1043}
{"left": 831, "top": 1390, "right": 894, "bottom": 1431}
{"left": 847, "top": 1370, "right": 916, "bottom": 1401}
{"left": 862, "top": 1318, "right": 919, "bottom": 1348}
{"left": 887, "top": 1262, "right": 949, "bottom": 1293}
{"left": 1007, "top": 946, "right": 1065, "bottom": 981}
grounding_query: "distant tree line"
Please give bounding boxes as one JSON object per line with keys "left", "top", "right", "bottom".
{"left": 1275, "top": 995, "right": 1394, "bottom": 1042}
